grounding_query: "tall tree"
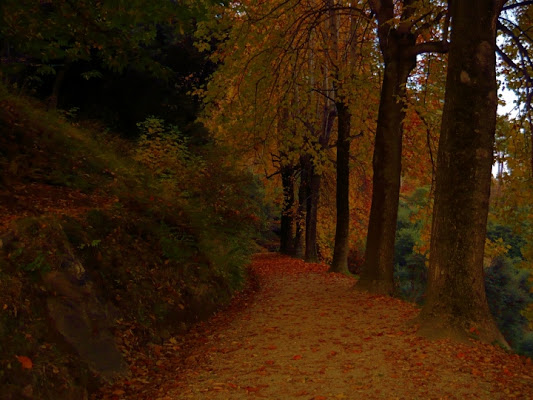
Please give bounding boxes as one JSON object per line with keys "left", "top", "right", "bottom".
{"left": 357, "top": 0, "right": 448, "bottom": 294}
{"left": 419, "top": 0, "right": 508, "bottom": 344}
{"left": 329, "top": 0, "right": 354, "bottom": 274}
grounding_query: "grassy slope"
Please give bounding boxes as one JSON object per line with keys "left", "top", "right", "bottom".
{"left": 0, "top": 85, "right": 259, "bottom": 399}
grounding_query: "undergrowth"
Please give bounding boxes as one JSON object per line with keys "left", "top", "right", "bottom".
{"left": 0, "top": 83, "right": 266, "bottom": 399}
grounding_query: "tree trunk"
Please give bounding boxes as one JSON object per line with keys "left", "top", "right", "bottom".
{"left": 357, "top": 37, "right": 416, "bottom": 294}
{"left": 305, "top": 168, "right": 320, "bottom": 263}
{"left": 330, "top": 100, "right": 351, "bottom": 273}
{"left": 47, "top": 64, "right": 69, "bottom": 110}
{"left": 280, "top": 163, "right": 295, "bottom": 254}
{"left": 293, "top": 157, "right": 308, "bottom": 258}
{"left": 418, "top": 0, "right": 507, "bottom": 345}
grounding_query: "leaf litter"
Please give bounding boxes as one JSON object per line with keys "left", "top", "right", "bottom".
{"left": 97, "top": 253, "right": 533, "bottom": 399}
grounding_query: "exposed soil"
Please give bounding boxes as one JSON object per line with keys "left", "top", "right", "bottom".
{"left": 98, "top": 253, "right": 533, "bottom": 400}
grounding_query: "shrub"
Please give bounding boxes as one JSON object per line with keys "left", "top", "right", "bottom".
{"left": 485, "top": 256, "right": 533, "bottom": 355}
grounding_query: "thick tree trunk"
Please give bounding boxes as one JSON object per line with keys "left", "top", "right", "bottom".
{"left": 419, "top": 0, "right": 507, "bottom": 345}
{"left": 280, "top": 164, "right": 295, "bottom": 254}
{"left": 330, "top": 100, "right": 351, "bottom": 273}
{"left": 357, "top": 42, "right": 415, "bottom": 294}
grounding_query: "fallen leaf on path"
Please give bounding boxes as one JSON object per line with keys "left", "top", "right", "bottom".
{"left": 16, "top": 356, "right": 32, "bottom": 369}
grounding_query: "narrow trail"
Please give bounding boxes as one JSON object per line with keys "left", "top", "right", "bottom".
{"left": 99, "top": 253, "right": 533, "bottom": 400}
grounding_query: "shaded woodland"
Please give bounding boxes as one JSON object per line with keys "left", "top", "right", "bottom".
{"left": 1, "top": 0, "right": 533, "bottom": 398}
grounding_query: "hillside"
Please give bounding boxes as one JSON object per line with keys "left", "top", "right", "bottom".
{"left": 0, "top": 86, "right": 263, "bottom": 399}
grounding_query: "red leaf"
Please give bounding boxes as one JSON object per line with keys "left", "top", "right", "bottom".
{"left": 16, "top": 356, "right": 32, "bottom": 369}
{"left": 292, "top": 354, "right": 302, "bottom": 360}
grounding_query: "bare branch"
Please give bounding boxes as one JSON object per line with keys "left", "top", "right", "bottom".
{"left": 410, "top": 40, "right": 449, "bottom": 57}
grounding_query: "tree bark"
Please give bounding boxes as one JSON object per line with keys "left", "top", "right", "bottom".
{"left": 293, "top": 156, "right": 308, "bottom": 258}
{"left": 356, "top": 30, "right": 416, "bottom": 294}
{"left": 419, "top": 0, "right": 508, "bottom": 345}
{"left": 280, "top": 163, "right": 295, "bottom": 254}
{"left": 305, "top": 166, "right": 321, "bottom": 263}
{"left": 330, "top": 100, "right": 351, "bottom": 273}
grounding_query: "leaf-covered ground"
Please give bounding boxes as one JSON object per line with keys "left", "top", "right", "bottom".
{"left": 98, "top": 253, "right": 533, "bottom": 400}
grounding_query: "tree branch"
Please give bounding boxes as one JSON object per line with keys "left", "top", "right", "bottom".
{"left": 497, "top": 21, "right": 533, "bottom": 70}
{"left": 502, "top": 1, "right": 533, "bottom": 11}
{"left": 410, "top": 40, "right": 449, "bottom": 57}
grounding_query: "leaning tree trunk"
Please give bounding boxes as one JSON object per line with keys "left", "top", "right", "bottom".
{"left": 280, "top": 163, "right": 295, "bottom": 254}
{"left": 356, "top": 41, "right": 415, "bottom": 294}
{"left": 330, "top": 100, "right": 351, "bottom": 273}
{"left": 419, "top": 0, "right": 507, "bottom": 345}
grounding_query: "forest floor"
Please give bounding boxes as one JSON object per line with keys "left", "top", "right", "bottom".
{"left": 98, "top": 253, "right": 533, "bottom": 400}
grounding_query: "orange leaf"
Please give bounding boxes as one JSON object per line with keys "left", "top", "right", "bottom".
{"left": 153, "top": 345, "right": 162, "bottom": 356}
{"left": 16, "top": 356, "right": 32, "bottom": 369}
{"left": 292, "top": 355, "right": 302, "bottom": 360}
{"left": 112, "top": 389, "right": 126, "bottom": 396}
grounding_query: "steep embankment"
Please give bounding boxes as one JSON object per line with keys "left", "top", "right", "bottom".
{"left": 0, "top": 87, "right": 259, "bottom": 399}
{"left": 101, "top": 253, "right": 533, "bottom": 400}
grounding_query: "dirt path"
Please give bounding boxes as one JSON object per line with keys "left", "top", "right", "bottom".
{"left": 99, "top": 253, "right": 533, "bottom": 400}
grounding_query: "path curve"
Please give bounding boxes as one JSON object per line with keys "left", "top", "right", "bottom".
{"left": 99, "top": 253, "right": 533, "bottom": 400}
